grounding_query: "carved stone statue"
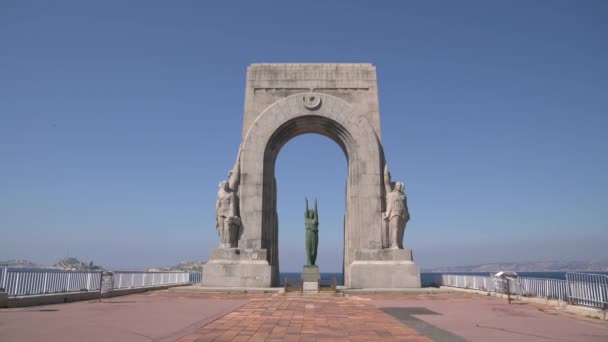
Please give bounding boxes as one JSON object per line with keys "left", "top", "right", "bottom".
{"left": 304, "top": 198, "right": 319, "bottom": 266}
{"left": 215, "top": 147, "right": 242, "bottom": 248}
{"left": 383, "top": 165, "right": 410, "bottom": 249}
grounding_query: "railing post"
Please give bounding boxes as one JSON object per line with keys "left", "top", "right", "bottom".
{"left": 2, "top": 266, "right": 7, "bottom": 291}
{"left": 566, "top": 273, "right": 572, "bottom": 304}
{"left": 142, "top": 273, "right": 146, "bottom": 287}
{"left": 86, "top": 273, "right": 91, "bottom": 291}
{"left": 97, "top": 271, "right": 104, "bottom": 303}
{"left": 15, "top": 272, "right": 20, "bottom": 296}
{"left": 130, "top": 273, "right": 134, "bottom": 288}
{"left": 43, "top": 272, "right": 48, "bottom": 293}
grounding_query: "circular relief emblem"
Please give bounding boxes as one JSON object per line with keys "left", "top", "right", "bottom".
{"left": 302, "top": 93, "right": 322, "bottom": 110}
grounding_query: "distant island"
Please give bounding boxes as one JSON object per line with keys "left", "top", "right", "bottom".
{"left": 1, "top": 257, "right": 103, "bottom": 271}
{"left": 1, "top": 258, "right": 206, "bottom": 273}
{"left": 145, "top": 261, "right": 206, "bottom": 272}
{"left": 426, "top": 260, "right": 608, "bottom": 273}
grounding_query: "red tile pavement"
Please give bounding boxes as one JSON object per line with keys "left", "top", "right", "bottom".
{"left": 178, "top": 294, "right": 429, "bottom": 342}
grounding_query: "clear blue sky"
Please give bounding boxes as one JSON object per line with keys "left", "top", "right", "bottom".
{"left": 1, "top": 1, "right": 607, "bottom": 271}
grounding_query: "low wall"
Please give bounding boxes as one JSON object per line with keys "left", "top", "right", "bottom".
{"left": 0, "top": 292, "right": 8, "bottom": 308}
{"left": 4, "top": 284, "right": 190, "bottom": 308}
{"left": 441, "top": 286, "right": 607, "bottom": 321}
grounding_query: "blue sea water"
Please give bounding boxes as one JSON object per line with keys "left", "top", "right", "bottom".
{"left": 280, "top": 271, "right": 608, "bottom": 286}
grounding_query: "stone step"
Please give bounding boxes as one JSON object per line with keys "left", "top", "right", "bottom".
{"left": 282, "top": 292, "right": 343, "bottom": 297}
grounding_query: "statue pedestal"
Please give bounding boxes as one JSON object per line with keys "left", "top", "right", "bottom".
{"left": 348, "top": 249, "right": 421, "bottom": 288}
{"left": 202, "top": 248, "right": 272, "bottom": 287}
{"left": 301, "top": 265, "right": 320, "bottom": 292}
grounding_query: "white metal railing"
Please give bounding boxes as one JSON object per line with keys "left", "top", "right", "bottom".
{"left": 0, "top": 267, "right": 189, "bottom": 297}
{"left": 189, "top": 272, "right": 202, "bottom": 283}
{"left": 108, "top": 272, "right": 189, "bottom": 290}
{"left": 1, "top": 268, "right": 101, "bottom": 296}
{"left": 566, "top": 272, "right": 608, "bottom": 309}
{"left": 427, "top": 273, "right": 607, "bottom": 309}
{"left": 430, "top": 274, "right": 496, "bottom": 291}
{"left": 519, "top": 277, "right": 568, "bottom": 301}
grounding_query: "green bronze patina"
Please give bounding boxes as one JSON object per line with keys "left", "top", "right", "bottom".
{"left": 304, "top": 198, "right": 319, "bottom": 266}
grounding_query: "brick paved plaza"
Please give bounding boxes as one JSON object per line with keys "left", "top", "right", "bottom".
{"left": 1, "top": 290, "right": 607, "bottom": 341}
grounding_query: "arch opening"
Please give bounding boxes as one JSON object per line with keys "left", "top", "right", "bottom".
{"left": 263, "top": 116, "right": 353, "bottom": 285}
{"left": 273, "top": 133, "right": 348, "bottom": 285}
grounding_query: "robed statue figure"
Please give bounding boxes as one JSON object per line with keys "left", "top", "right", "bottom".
{"left": 215, "top": 148, "right": 242, "bottom": 248}
{"left": 383, "top": 165, "right": 410, "bottom": 249}
{"left": 304, "top": 198, "right": 319, "bottom": 266}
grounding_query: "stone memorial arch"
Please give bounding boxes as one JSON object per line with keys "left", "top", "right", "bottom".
{"left": 203, "top": 64, "right": 420, "bottom": 288}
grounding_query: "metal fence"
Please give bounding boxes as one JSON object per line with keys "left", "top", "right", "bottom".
{"left": 428, "top": 273, "right": 607, "bottom": 309}
{"left": 1, "top": 269, "right": 101, "bottom": 296}
{"left": 189, "top": 271, "right": 202, "bottom": 283}
{"left": 519, "top": 277, "right": 569, "bottom": 301}
{"left": 112, "top": 272, "right": 189, "bottom": 289}
{"left": 566, "top": 272, "right": 608, "bottom": 309}
{"left": 0, "top": 267, "right": 190, "bottom": 297}
{"left": 429, "top": 274, "right": 497, "bottom": 292}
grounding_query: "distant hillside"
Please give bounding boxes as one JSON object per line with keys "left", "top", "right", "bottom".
{"left": 428, "top": 260, "right": 608, "bottom": 273}
{"left": 51, "top": 257, "right": 103, "bottom": 271}
{"left": 0, "top": 259, "right": 41, "bottom": 268}
{"left": 1, "top": 258, "right": 103, "bottom": 271}
{"left": 145, "top": 260, "right": 206, "bottom": 272}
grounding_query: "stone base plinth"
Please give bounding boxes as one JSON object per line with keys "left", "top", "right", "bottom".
{"left": 349, "top": 248, "right": 421, "bottom": 288}
{"left": 202, "top": 248, "right": 272, "bottom": 287}
{"left": 301, "top": 265, "right": 320, "bottom": 282}
{"left": 301, "top": 265, "right": 320, "bottom": 292}
{"left": 302, "top": 282, "right": 319, "bottom": 292}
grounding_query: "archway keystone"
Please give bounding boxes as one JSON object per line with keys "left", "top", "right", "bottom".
{"left": 203, "top": 64, "right": 420, "bottom": 288}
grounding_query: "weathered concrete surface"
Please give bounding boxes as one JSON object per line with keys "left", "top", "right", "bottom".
{"left": 441, "top": 285, "right": 608, "bottom": 321}
{"left": 202, "top": 248, "right": 272, "bottom": 287}
{"left": 0, "top": 292, "right": 7, "bottom": 308}
{"left": 350, "top": 260, "right": 421, "bottom": 288}
{"left": 203, "top": 63, "right": 421, "bottom": 288}
{"left": 349, "top": 248, "right": 421, "bottom": 288}
{"left": 0, "top": 292, "right": 247, "bottom": 342}
{"left": 371, "top": 292, "right": 608, "bottom": 342}
{"left": 301, "top": 265, "right": 321, "bottom": 282}
{"left": 301, "top": 265, "right": 321, "bottom": 292}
